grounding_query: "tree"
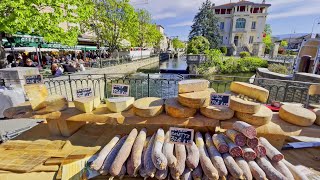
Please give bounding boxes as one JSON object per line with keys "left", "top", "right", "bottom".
{"left": 280, "top": 40, "right": 288, "bottom": 47}
{"left": 187, "top": 36, "right": 210, "bottom": 54}
{"left": 0, "top": 0, "right": 93, "bottom": 46}
{"left": 189, "top": 0, "right": 220, "bottom": 49}
{"left": 88, "top": 0, "right": 139, "bottom": 52}
{"left": 264, "top": 24, "right": 272, "bottom": 35}
{"left": 263, "top": 34, "right": 272, "bottom": 54}
{"left": 172, "top": 38, "right": 185, "bottom": 51}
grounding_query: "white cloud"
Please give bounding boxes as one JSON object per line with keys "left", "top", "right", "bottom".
{"left": 153, "top": 12, "right": 177, "bottom": 20}
{"left": 168, "top": 21, "right": 193, "bottom": 27}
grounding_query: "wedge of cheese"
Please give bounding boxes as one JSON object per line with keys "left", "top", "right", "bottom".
{"left": 200, "top": 105, "right": 234, "bottom": 120}
{"left": 165, "top": 97, "right": 197, "bottom": 118}
{"left": 229, "top": 95, "right": 261, "bottom": 114}
{"left": 106, "top": 97, "right": 135, "bottom": 112}
{"left": 279, "top": 105, "right": 316, "bottom": 126}
{"left": 235, "top": 105, "right": 273, "bottom": 126}
{"left": 178, "top": 79, "right": 210, "bottom": 93}
{"left": 133, "top": 97, "right": 164, "bottom": 117}
{"left": 230, "top": 82, "right": 269, "bottom": 103}
{"left": 314, "top": 109, "right": 320, "bottom": 125}
{"left": 74, "top": 96, "right": 101, "bottom": 113}
{"left": 35, "top": 95, "right": 68, "bottom": 114}
{"left": 178, "top": 88, "right": 216, "bottom": 108}
{"left": 24, "top": 84, "right": 49, "bottom": 110}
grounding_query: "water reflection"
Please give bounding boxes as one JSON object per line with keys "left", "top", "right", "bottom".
{"left": 159, "top": 56, "right": 188, "bottom": 70}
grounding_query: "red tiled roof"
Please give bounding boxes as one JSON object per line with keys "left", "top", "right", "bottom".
{"left": 212, "top": 1, "right": 271, "bottom": 9}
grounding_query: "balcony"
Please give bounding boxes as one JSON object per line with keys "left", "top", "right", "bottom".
{"left": 233, "top": 28, "right": 246, "bottom": 33}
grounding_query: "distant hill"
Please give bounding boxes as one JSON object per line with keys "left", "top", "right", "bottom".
{"left": 273, "top": 33, "right": 309, "bottom": 40}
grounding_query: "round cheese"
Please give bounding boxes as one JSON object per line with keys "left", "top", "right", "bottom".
{"left": 106, "top": 97, "right": 135, "bottom": 112}
{"left": 133, "top": 97, "right": 164, "bottom": 117}
{"left": 178, "top": 79, "right": 209, "bottom": 93}
{"left": 165, "top": 97, "right": 197, "bottom": 118}
{"left": 235, "top": 105, "right": 273, "bottom": 126}
{"left": 229, "top": 95, "right": 261, "bottom": 114}
{"left": 200, "top": 105, "right": 234, "bottom": 120}
{"left": 178, "top": 88, "right": 216, "bottom": 109}
{"left": 279, "top": 105, "right": 316, "bottom": 126}
{"left": 230, "top": 82, "right": 269, "bottom": 103}
{"left": 314, "top": 109, "right": 320, "bottom": 125}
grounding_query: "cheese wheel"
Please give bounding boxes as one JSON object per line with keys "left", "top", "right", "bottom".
{"left": 200, "top": 105, "right": 234, "bottom": 120}
{"left": 178, "top": 79, "right": 209, "bottom": 93}
{"left": 235, "top": 105, "right": 273, "bottom": 126}
{"left": 229, "top": 95, "right": 261, "bottom": 114}
{"left": 74, "top": 96, "right": 101, "bottom": 113}
{"left": 133, "top": 97, "right": 164, "bottom": 117}
{"left": 35, "top": 95, "right": 68, "bottom": 114}
{"left": 314, "top": 109, "right": 320, "bottom": 125}
{"left": 24, "top": 84, "right": 49, "bottom": 110}
{"left": 106, "top": 97, "right": 135, "bottom": 112}
{"left": 230, "top": 82, "right": 269, "bottom": 103}
{"left": 165, "top": 97, "right": 197, "bottom": 118}
{"left": 279, "top": 105, "right": 316, "bottom": 126}
{"left": 178, "top": 88, "right": 216, "bottom": 109}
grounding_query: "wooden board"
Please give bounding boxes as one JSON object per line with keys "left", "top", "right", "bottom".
{"left": 0, "top": 140, "right": 66, "bottom": 151}
{"left": 220, "top": 113, "right": 320, "bottom": 138}
{"left": 0, "top": 149, "right": 49, "bottom": 172}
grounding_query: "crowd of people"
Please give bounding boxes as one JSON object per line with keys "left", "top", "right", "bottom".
{"left": 5, "top": 50, "right": 109, "bottom": 77}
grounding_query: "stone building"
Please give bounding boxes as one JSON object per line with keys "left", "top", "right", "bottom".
{"left": 212, "top": 0, "right": 271, "bottom": 55}
{"left": 156, "top": 25, "right": 169, "bottom": 52}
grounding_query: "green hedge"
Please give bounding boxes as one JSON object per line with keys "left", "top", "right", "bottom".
{"left": 268, "top": 64, "right": 289, "bottom": 74}
{"left": 239, "top": 51, "right": 250, "bottom": 58}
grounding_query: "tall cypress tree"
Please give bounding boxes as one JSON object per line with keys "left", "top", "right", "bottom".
{"left": 189, "top": 0, "right": 220, "bottom": 49}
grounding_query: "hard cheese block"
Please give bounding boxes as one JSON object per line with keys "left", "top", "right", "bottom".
{"left": 35, "top": 95, "right": 68, "bottom": 114}
{"left": 106, "top": 97, "right": 135, "bottom": 112}
{"left": 314, "top": 109, "right": 320, "bottom": 125}
{"left": 200, "top": 105, "right": 234, "bottom": 120}
{"left": 165, "top": 97, "right": 197, "bottom": 118}
{"left": 74, "top": 96, "right": 101, "bottom": 113}
{"left": 230, "top": 81, "right": 269, "bottom": 103}
{"left": 24, "top": 84, "right": 49, "bottom": 110}
{"left": 235, "top": 105, "right": 273, "bottom": 125}
{"left": 229, "top": 95, "right": 261, "bottom": 114}
{"left": 133, "top": 97, "right": 164, "bottom": 117}
{"left": 279, "top": 105, "right": 316, "bottom": 126}
{"left": 178, "top": 88, "right": 216, "bottom": 108}
{"left": 178, "top": 79, "right": 209, "bottom": 93}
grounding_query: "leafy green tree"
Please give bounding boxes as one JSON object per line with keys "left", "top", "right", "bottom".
{"left": 187, "top": 36, "right": 210, "bottom": 54}
{"left": 0, "top": 0, "right": 93, "bottom": 46}
{"left": 280, "top": 40, "right": 288, "bottom": 47}
{"left": 189, "top": 0, "right": 220, "bottom": 48}
{"left": 88, "top": 0, "right": 139, "bottom": 52}
{"left": 144, "top": 24, "right": 162, "bottom": 48}
{"left": 264, "top": 24, "right": 272, "bottom": 35}
{"left": 172, "top": 38, "right": 185, "bottom": 51}
{"left": 263, "top": 34, "right": 272, "bottom": 54}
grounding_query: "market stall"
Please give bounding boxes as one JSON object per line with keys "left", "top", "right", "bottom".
{"left": 1, "top": 79, "right": 319, "bottom": 179}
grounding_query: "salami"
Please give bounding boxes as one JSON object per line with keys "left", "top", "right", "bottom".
{"left": 163, "top": 131, "right": 177, "bottom": 168}
{"left": 247, "top": 137, "right": 259, "bottom": 149}
{"left": 242, "top": 146, "right": 257, "bottom": 161}
{"left": 282, "top": 159, "right": 309, "bottom": 180}
{"left": 271, "top": 160, "right": 294, "bottom": 180}
{"left": 225, "top": 129, "right": 247, "bottom": 146}
{"left": 253, "top": 144, "right": 266, "bottom": 158}
{"left": 235, "top": 157, "right": 252, "bottom": 180}
{"left": 259, "top": 137, "right": 284, "bottom": 162}
{"left": 224, "top": 136, "right": 243, "bottom": 157}
{"left": 247, "top": 160, "right": 267, "bottom": 180}
{"left": 212, "top": 134, "right": 229, "bottom": 153}
{"left": 192, "top": 164, "right": 203, "bottom": 180}
{"left": 255, "top": 157, "right": 286, "bottom": 180}
{"left": 186, "top": 141, "right": 200, "bottom": 170}
{"left": 222, "top": 153, "right": 244, "bottom": 179}
{"left": 232, "top": 121, "right": 257, "bottom": 139}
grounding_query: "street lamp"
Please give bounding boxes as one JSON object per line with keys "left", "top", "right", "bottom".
{"left": 311, "top": 17, "right": 320, "bottom": 38}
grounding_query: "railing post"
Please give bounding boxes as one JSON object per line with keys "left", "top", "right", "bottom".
{"left": 68, "top": 75, "right": 74, "bottom": 101}
{"left": 147, "top": 74, "right": 150, "bottom": 97}
{"left": 283, "top": 82, "right": 290, "bottom": 102}
{"left": 104, "top": 74, "right": 107, "bottom": 99}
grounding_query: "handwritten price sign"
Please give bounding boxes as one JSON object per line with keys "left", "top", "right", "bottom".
{"left": 210, "top": 93, "right": 230, "bottom": 107}
{"left": 111, "top": 84, "right": 130, "bottom": 96}
{"left": 25, "top": 74, "right": 42, "bottom": 85}
{"left": 76, "top": 87, "right": 93, "bottom": 98}
{"left": 169, "top": 127, "right": 194, "bottom": 145}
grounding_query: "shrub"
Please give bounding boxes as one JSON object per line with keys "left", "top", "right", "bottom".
{"left": 220, "top": 46, "right": 227, "bottom": 55}
{"left": 239, "top": 51, "right": 250, "bottom": 58}
{"left": 238, "top": 57, "right": 268, "bottom": 72}
{"left": 268, "top": 64, "right": 289, "bottom": 74}
{"left": 187, "top": 36, "right": 210, "bottom": 54}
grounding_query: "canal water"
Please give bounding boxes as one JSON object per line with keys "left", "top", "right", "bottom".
{"left": 137, "top": 56, "right": 188, "bottom": 73}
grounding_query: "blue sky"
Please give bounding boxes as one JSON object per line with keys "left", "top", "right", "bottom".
{"left": 132, "top": 0, "right": 320, "bottom": 41}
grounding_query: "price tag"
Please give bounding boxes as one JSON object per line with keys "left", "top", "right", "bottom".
{"left": 76, "top": 87, "right": 93, "bottom": 98}
{"left": 111, "top": 84, "right": 130, "bottom": 96}
{"left": 24, "top": 74, "right": 42, "bottom": 85}
{"left": 169, "top": 127, "right": 194, "bottom": 145}
{"left": 210, "top": 93, "right": 230, "bottom": 107}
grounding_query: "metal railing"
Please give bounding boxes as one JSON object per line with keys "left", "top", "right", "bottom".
{"left": 1, "top": 73, "right": 319, "bottom": 105}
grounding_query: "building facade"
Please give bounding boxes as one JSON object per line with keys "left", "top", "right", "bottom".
{"left": 212, "top": 0, "right": 271, "bottom": 53}
{"left": 156, "top": 25, "right": 169, "bottom": 52}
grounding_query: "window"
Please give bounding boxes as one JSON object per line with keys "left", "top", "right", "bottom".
{"left": 249, "top": 36, "right": 254, "bottom": 44}
{"left": 236, "top": 18, "right": 246, "bottom": 29}
{"left": 220, "top": 36, "right": 224, "bottom": 42}
{"left": 251, "top": 21, "right": 256, "bottom": 29}
{"left": 220, "top": 22, "right": 224, "bottom": 30}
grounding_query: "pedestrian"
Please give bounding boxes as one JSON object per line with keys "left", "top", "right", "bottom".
{"left": 24, "top": 59, "right": 36, "bottom": 67}
{"left": 51, "top": 63, "right": 63, "bottom": 77}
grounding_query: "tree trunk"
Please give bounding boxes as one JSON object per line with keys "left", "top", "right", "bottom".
{"left": 0, "top": 32, "right": 5, "bottom": 69}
